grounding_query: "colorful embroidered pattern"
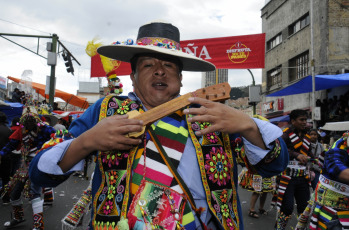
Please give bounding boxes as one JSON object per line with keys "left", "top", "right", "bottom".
{"left": 187, "top": 115, "right": 240, "bottom": 229}
{"left": 62, "top": 185, "right": 92, "bottom": 228}
{"left": 238, "top": 168, "right": 276, "bottom": 193}
{"left": 93, "top": 95, "right": 140, "bottom": 229}
{"left": 127, "top": 180, "right": 187, "bottom": 230}
{"left": 205, "top": 147, "right": 231, "bottom": 186}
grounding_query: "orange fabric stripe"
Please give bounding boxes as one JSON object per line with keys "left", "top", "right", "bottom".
{"left": 294, "top": 142, "right": 302, "bottom": 149}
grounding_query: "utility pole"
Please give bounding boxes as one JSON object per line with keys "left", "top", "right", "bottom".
{"left": 247, "top": 69, "right": 257, "bottom": 115}
{"left": 49, "top": 34, "right": 58, "bottom": 106}
{"left": 310, "top": 0, "right": 316, "bottom": 129}
{"left": 0, "top": 33, "right": 80, "bottom": 108}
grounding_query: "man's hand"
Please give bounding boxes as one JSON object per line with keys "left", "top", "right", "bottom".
{"left": 79, "top": 114, "right": 144, "bottom": 152}
{"left": 59, "top": 114, "right": 144, "bottom": 173}
{"left": 296, "top": 154, "right": 309, "bottom": 165}
{"left": 184, "top": 97, "right": 266, "bottom": 149}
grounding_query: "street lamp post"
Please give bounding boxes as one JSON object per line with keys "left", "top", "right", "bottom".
{"left": 247, "top": 69, "right": 256, "bottom": 115}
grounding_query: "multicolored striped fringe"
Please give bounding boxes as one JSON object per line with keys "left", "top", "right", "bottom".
{"left": 62, "top": 183, "right": 92, "bottom": 229}
{"left": 276, "top": 175, "right": 291, "bottom": 211}
{"left": 130, "top": 111, "right": 196, "bottom": 229}
{"left": 337, "top": 210, "right": 349, "bottom": 229}
{"left": 295, "top": 194, "right": 315, "bottom": 229}
{"left": 275, "top": 210, "right": 291, "bottom": 230}
{"left": 43, "top": 187, "right": 54, "bottom": 205}
{"left": 309, "top": 204, "right": 337, "bottom": 230}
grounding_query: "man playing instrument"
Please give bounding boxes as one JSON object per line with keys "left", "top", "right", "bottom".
{"left": 29, "top": 21, "right": 288, "bottom": 230}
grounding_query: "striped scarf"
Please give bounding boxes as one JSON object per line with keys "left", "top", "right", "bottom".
{"left": 128, "top": 111, "right": 197, "bottom": 229}
{"left": 285, "top": 128, "right": 311, "bottom": 156}
{"left": 309, "top": 204, "right": 337, "bottom": 230}
{"left": 131, "top": 111, "right": 188, "bottom": 194}
{"left": 337, "top": 210, "right": 349, "bottom": 229}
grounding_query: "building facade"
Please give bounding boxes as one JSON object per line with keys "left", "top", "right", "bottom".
{"left": 261, "top": 0, "right": 349, "bottom": 118}
{"left": 201, "top": 69, "right": 228, "bottom": 87}
{"left": 77, "top": 81, "right": 101, "bottom": 105}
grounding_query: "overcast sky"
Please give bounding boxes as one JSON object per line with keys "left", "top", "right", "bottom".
{"left": 0, "top": 0, "right": 266, "bottom": 97}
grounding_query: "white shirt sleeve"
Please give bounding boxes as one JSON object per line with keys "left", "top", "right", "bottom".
{"left": 242, "top": 118, "right": 283, "bottom": 165}
{"left": 37, "top": 139, "right": 85, "bottom": 175}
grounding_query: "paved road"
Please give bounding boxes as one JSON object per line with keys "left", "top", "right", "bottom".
{"left": 0, "top": 164, "right": 299, "bottom": 230}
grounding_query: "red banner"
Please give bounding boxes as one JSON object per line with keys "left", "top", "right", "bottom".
{"left": 91, "top": 33, "right": 265, "bottom": 77}
{"left": 91, "top": 55, "right": 131, "bottom": 77}
{"left": 181, "top": 33, "right": 265, "bottom": 69}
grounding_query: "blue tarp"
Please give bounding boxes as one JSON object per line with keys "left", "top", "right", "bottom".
{"left": 266, "top": 73, "right": 349, "bottom": 97}
{"left": 0, "top": 102, "right": 23, "bottom": 126}
{"left": 269, "top": 115, "right": 290, "bottom": 123}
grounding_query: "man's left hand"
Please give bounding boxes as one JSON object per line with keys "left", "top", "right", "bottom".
{"left": 184, "top": 97, "right": 256, "bottom": 135}
{"left": 183, "top": 97, "right": 268, "bottom": 150}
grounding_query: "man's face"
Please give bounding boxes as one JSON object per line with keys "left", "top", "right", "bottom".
{"left": 291, "top": 115, "right": 307, "bottom": 130}
{"left": 130, "top": 56, "right": 182, "bottom": 109}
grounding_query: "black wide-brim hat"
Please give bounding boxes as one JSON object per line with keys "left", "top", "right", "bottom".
{"left": 97, "top": 22, "right": 216, "bottom": 72}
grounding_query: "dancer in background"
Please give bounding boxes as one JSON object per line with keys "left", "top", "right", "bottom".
{"left": 0, "top": 103, "right": 55, "bottom": 230}
{"left": 275, "top": 109, "right": 314, "bottom": 230}
{"left": 296, "top": 132, "right": 349, "bottom": 229}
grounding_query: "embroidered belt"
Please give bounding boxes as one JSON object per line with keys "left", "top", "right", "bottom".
{"left": 283, "top": 167, "right": 308, "bottom": 177}
{"left": 319, "top": 175, "right": 349, "bottom": 196}
{"left": 288, "top": 160, "right": 307, "bottom": 168}
{"left": 315, "top": 175, "right": 349, "bottom": 210}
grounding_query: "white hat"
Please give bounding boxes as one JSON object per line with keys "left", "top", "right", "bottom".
{"left": 97, "top": 22, "right": 215, "bottom": 72}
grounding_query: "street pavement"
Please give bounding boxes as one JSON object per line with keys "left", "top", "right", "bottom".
{"left": 0, "top": 164, "right": 299, "bottom": 230}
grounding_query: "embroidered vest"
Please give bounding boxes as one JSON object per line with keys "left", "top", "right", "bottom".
{"left": 92, "top": 95, "right": 240, "bottom": 230}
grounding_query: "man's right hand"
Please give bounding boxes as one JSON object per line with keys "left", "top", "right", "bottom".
{"left": 59, "top": 114, "right": 144, "bottom": 173}
{"left": 79, "top": 114, "right": 144, "bottom": 152}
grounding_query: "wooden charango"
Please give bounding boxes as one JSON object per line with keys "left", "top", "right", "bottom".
{"left": 126, "top": 82, "right": 231, "bottom": 137}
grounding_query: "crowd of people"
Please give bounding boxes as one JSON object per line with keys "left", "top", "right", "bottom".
{"left": 0, "top": 92, "right": 73, "bottom": 229}
{"left": 0, "top": 21, "right": 347, "bottom": 230}
{"left": 317, "top": 92, "right": 349, "bottom": 126}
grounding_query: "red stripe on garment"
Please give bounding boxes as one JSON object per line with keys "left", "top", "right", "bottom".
{"left": 133, "top": 163, "right": 173, "bottom": 186}
{"left": 157, "top": 135, "right": 186, "bottom": 153}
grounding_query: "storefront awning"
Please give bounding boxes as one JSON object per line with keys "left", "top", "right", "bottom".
{"left": 7, "top": 76, "right": 89, "bottom": 109}
{"left": 269, "top": 115, "right": 290, "bottom": 123}
{"left": 266, "top": 73, "right": 349, "bottom": 97}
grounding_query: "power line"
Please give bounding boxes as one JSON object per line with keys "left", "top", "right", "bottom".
{"left": 0, "top": 18, "right": 50, "bottom": 35}
{"left": 0, "top": 18, "right": 86, "bottom": 50}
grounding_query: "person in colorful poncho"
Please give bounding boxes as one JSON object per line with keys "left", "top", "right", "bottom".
{"left": 295, "top": 132, "right": 349, "bottom": 230}
{"left": 0, "top": 106, "right": 56, "bottom": 230}
{"left": 275, "top": 109, "right": 314, "bottom": 230}
{"left": 29, "top": 21, "right": 289, "bottom": 230}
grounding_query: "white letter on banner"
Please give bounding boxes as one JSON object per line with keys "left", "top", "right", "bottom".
{"left": 183, "top": 44, "right": 198, "bottom": 56}
{"left": 199, "top": 46, "right": 212, "bottom": 59}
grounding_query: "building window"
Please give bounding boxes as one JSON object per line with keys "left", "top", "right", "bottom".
{"left": 267, "top": 66, "right": 282, "bottom": 88}
{"left": 289, "top": 51, "right": 309, "bottom": 82}
{"left": 288, "top": 13, "right": 310, "bottom": 36}
{"left": 267, "top": 33, "right": 282, "bottom": 50}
